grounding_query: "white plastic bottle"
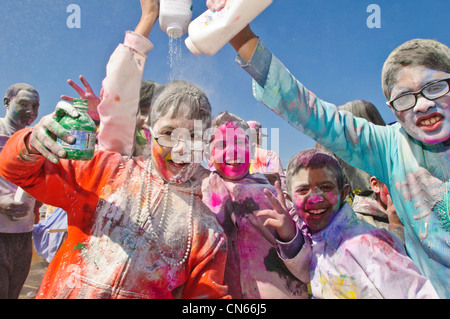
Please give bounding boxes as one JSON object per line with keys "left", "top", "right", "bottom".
{"left": 159, "top": 0, "right": 193, "bottom": 39}
{"left": 185, "top": 0, "right": 272, "bottom": 56}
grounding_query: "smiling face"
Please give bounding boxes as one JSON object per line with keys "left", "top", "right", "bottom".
{"left": 290, "top": 167, "right": 349, "bottom": 233}
{"left": 210, "top": 122, "right": 251, "bottom": 181}
{"left": 150, "top": 103, "right": 202, "bottom": 184}
{"left": 389, "top": 66, "right": 450, "bottom": 144}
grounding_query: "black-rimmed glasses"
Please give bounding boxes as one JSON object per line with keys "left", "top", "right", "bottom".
{"left": 388, "top": 78, "right": 450, "bottom": 112}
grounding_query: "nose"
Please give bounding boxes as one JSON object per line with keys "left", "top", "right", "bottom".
{"left": 413, "top": 95, "right": 436, "bottom": 113}
{"left": 307, "top": 188, "right": 324, "bottom": 204}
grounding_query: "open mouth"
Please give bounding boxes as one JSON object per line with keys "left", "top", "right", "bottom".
{"left": 417, "top": 114, "right": 443, "bottom": 131}
{"left": 306, "top": 208, "right": 327, "bottom": 216}
{"left": 169, "top": 160, "right": 190, "bottom": 168}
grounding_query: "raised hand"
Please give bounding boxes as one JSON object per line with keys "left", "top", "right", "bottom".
{"left": 61, "top": 75, "right": 101, "bottom": 121}
{"left": 256, "top": 181, "right": 297, "bottom": 242}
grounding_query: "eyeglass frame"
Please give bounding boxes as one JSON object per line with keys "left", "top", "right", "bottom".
{"left": 147, "top": 126, "right": 205, "bottom": 151}
{"left": 387, "top": 78, "right": 450, "bottom": 112}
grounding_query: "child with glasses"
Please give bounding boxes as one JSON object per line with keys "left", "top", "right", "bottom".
{"left": 259, "top": 148, "right": 438, "bottom": 298}
{"left": 204, "top": 0, "right": 450, "bottom": 298}
{"left": 201, "top": 111, "right": 309, "bottom": 299}
{"left": 223, "top": 23, "right": 450, "bottom": 297}
{"left": 0, "top": 1, "right": 228, "bottom": 299}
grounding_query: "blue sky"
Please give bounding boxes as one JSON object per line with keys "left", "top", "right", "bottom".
{"left": 0, "top": 0, "right": 449, "bottom": 167}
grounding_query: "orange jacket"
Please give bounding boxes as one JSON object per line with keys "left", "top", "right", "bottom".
{"left": 0, "top": 128, "right": 229, "bottom": 299}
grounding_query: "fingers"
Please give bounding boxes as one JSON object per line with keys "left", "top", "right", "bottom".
{"left": 264, "top": 187, "right": 286, "bottom": 215}
{"left": 60, "top": 95, "right": 74, "bottom": 103}
{"left": 67, "top": 78, "right": 86, "bottom": 97}
{"left": 79, "top": 75, "right": 94, "bottom": 93}
{"left": 274, "top": 180, "right": 288, "bottom": 210}
{"left": 29, "top": 113, "right": 75, "bottom": 163}
{"left": 55, "top": 101, "right": 79, "bottom": 119}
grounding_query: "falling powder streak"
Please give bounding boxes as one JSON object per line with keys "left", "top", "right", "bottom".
{"left": 168, "top": 37, "right": 183, "bottom": 82}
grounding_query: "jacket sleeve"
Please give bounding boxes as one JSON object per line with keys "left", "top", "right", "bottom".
{"left": 0, "top": 128, "right": 123, "bottom": 221}
{"left": 237, "top": 39, "right": 395, "bottom": 184}
{"left": 97, "top": 31, "right": 153, "bottom": 156}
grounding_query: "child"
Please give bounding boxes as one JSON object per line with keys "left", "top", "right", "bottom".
{"left": 0, "top": 2, "right": 228, "bottom": 299}
{"left": 201, "top": 111, "right": 308, "bottom": 299}
{"left": 259, "top": 148, "right": 439, "bottom": 298}
{"left": 314, "top": 100, "right": 404, "bottom": 242}
{"left": 213, "top": 4, "right": 450, "bottom": 297}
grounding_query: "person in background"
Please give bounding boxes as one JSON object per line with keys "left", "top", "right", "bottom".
{"left": 0, "top": 83, "right": 40, "bottom": 299}
{"left": 247, "top": 120, "right": 286, "bottom": 189}
{"left": 353, "top": 175, "right": 404, "bottom": 243}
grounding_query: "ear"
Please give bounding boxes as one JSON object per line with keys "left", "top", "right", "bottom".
{"left": 370, "top": 176, "right": 381, "bottom": 194}
{"left": 3, "top": 97, "right": 9, "bottom": 108}
{"left": 341, "top": 183, "right": 351, "bottom": 199}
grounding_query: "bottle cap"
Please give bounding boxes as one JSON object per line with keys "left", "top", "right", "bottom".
{"left": 185, "top": 37, "right": 201, "bottom": 56}
{"left": 167, "top": 25, "right": 183, "bottom": 39}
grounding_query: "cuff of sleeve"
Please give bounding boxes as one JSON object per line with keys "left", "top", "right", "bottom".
{"left": 124, "top": 31, "right": 154, "bottom": 56}
{"left": 276, "top": 226, "right": 305, "bottom": 260}
{"left": 235, "top": 38, "right": 272, "bottom": 88}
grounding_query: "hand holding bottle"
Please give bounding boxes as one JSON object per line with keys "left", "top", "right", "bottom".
{"left": 25, "top": 101, "right": 79, "bottom": 163}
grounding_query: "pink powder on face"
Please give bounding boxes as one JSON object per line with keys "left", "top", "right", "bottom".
{"left": 308, "top": 191, "right": 323, "bottom": 204}
{"left": 211, "top": 123, "right": 250, "bottom": 180}
{"left": 327, "top": 192, "right": 338, "bottom": 205}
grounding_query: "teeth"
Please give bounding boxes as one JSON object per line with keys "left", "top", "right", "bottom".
{"left": 420, "top": 116, "right": 441, "bottom": 126}
{"left": 308, "top": 209, "right": 326, "bottom": 215}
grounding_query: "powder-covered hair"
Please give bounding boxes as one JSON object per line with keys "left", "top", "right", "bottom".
{"left": 382, "top": 39, "right": 450, "bottom": 100}
{"left": 211, "top": 111, "right": 249, "bottom": 132}
{"left": 149, "top": 80, "right": 212, "bottom": 129}
{"left": 139, "top": 80, "right": 162, "bottom": 115}
{"left": 207, "top": 111, "right": 251, "bottom": 144}
{"left": 286, "top": 148, "right": 345, "bottom": 195}
{"left": 4, "top": 83, "right": 39, "bottom": 103}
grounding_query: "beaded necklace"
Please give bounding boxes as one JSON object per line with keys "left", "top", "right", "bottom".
{"left": 129, "top": 159, "right": 194, "bottom": 266}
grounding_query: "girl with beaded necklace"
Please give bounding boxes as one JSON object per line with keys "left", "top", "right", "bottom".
{"left": 0, "top": 1, "right": 228, "bottom": 299}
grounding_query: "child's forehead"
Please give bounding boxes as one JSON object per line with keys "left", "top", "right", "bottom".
{"left": 210, "top": 122, "right": 247, "bottom": 140}
{"left": 293, "top": 166, "right": 338, "bottom": 183}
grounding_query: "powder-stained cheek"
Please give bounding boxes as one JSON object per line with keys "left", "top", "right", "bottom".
{"left": 327, "top": 192, "right": 339, "bottom": 205}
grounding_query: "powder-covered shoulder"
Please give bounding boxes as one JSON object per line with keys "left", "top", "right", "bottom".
{"left": 342, "top": 227, "right": 406, "bottom": 258}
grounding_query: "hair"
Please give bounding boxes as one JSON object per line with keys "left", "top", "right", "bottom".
{"left": 4, "top": 83, "right": 38, "bottom": 104}
{"left": 315, "top": 100, "right": 385, "bottom": 196}
{"left": 286, "top": 148, "right": 345, "bottom": 195}
{"left": 338, "top": 100, "right": 386, "bottom": 126}
{"left": 139, "top": 80, "right": 162, "bottom": 114}
{"left": 207, "top": 111, "right": 251, "bottom": 145}
{"left": 381, "top": 39, "right": 450, "bottom": 100}
{"left": 149, "top": 80, "right": 212, "bottom": 129}
{"left": 211, "top": 111, "right": 249, "bottom": 132}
